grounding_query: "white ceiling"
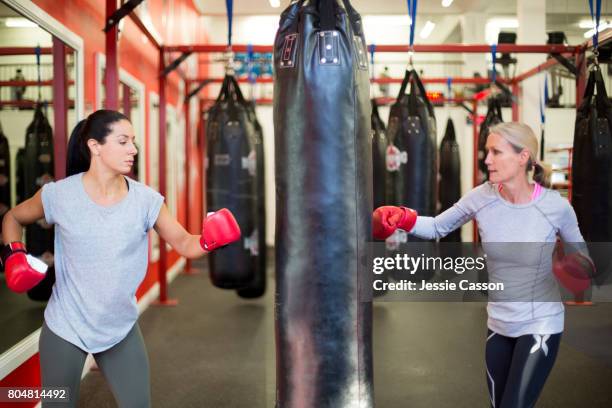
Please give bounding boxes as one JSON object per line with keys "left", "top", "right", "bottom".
{"left": 193, "top": 0, "right": 607, "bottom": 16}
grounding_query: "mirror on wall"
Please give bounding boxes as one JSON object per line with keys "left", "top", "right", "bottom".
{"left": 0, "top": 1, "right": 80, "bottom": 355}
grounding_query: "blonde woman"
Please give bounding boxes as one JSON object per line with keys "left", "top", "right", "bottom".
{"left": 373, "top": 122, "right": 593, "bottom": 407}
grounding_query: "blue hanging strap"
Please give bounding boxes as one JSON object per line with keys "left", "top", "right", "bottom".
{"left": 491, "top": 44, "right": 497, "bottom": 83}
{"left": 247, "top": 44, "right": 256, "bottom": 84}
{"left": 539, "top": 75, "right": 546, "bottom": 125}
{"left": 589, "top": 0, "right": 602, "bottom": 51}
{"left": 370, "top": 44, "right": 376, "bottom": 80}
{"left": 406, "top": 0, "right": 418, "bottom": 48}
{"left": 226, "top": 0, "right": 233, "bottom": 47}
{"left": 446, "top": 77, "right": 452, "bottom": 100}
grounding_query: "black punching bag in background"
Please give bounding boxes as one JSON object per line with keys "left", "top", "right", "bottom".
{"left": 0, "top": 125, "right": 11, "bottom": 230}
{"left": 386, "top": 69, "right": 437, "bottom": 217}
{"left": 477, "top": 97, "right": 503, "bottom": 184}
{"left": 15, "top": 148, "right": 25, "bottom": 205}
{"left": 439, "top": 118, "right": 462, "bottom": 242}
{"left": 23, "top": 105, "right": 55, "bottom": 301}
{"left": 371, "top": 99, "right": 389, "bottom": 209}
{"left": 572, "top": 66, "right": 612, "bottom": 285}
{"left": 274, "top": 0, "right": 373, "bottom": 406}
{"left": 206, "top": 75, "right": 259, "bottom": 289}
{"left": 237, "top": 102, "right": 267, "bottom": 299}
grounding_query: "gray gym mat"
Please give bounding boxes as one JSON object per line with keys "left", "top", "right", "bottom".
{"left": 77, "top": 259, "right": 612, "bottom": 407}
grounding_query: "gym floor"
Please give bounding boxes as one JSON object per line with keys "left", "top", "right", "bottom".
{"left": 75, "top": 257, "right": 612, "bottom": 408}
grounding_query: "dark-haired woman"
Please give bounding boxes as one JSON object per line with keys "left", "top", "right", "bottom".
{"left": 1, "top": 109, "right": 240, "bottom": 407}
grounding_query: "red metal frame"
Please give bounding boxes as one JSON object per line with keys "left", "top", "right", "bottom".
{"left": 0, "top": 47, "right": 51, "bottom": 55}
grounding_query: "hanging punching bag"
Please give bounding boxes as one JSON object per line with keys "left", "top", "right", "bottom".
{"left": 23, "top": 105, "right": 55, "bottom": 301}
{"left": 572, "top": 65, "right": 612, "bottom": 284}
{"left": 206, "top": 75, "right": 259, "bottom": 289}
{"left": 237, "top": 102, "right": 267, "bottom": 299}
{"left": 477, "top": 97, "right": 503, "bottom": 184}
{"left": 386, "top": 69, "right": 437, "bottom": 217}
{"left": 15, "top": 148, "right": 25, "bottom": 205}
{"left": 274, "top": 0, "right": 373, "bottom": 406}
{"left": 439, "top": 118, "right": 462, "bottom": 242}
{"left": 371, "top": 99, "right": 389, "bottom": 209}
{"left": 0, "top": 125, "right": 11, "bottom": 229}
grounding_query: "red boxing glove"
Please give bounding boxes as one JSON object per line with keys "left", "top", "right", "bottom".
{"left": 552, "top": 245, "right": 594, "bottom": 295}
{"left": 372, "top": 206, "right": 418, "bottom": 240}
{"left": 1, "top": 242, "right": 48, "bottom": 293}
{"left": 200, "top": 208, "right": 241, "bottom": 252}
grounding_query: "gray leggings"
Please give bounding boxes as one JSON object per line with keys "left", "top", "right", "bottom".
{"left": 39, "top": 321, "right": 151, "bottom": 408}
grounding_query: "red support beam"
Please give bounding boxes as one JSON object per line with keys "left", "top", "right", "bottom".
{"left": 187, "top": 77, "right": 497, "bottom": 86}
{"left": 52, "top": 37, "right": 68, "bottom": 182}
{"left": 105, "top": 0, "right": 119, "bottom": 110}
{"left": 183, "top": 98, "right": 194, "bottom": 275}
{"left": 156, "top": 47, "right": 177, "bottom": 306}
{"left": 128, "top": 10, "right": 162, "bottom": 50}
{"left": 575, "top": 50, "right": 587, "bottom": 108}
{"left": 511, "top": 57, "right": 563, "bottom": 84}
{"left": 0, "top": 47, "right": 52, "bottom": 55}
{"left": 0, "top": 80, "right": 74, "bottom": 87}
{"left": 472, "top": 98, "right": 479, "bottom": 243}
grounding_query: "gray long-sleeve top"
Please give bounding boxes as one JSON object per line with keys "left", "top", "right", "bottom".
{"left": 411, "top": 182, "right": 587, "bottom": 337}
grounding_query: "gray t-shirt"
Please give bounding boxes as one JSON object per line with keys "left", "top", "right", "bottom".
{"left": 411, "top": 182, "right": 587, "bottom": 337}
{"left": 41, "top": 173, "right": 164, "bottom": 352}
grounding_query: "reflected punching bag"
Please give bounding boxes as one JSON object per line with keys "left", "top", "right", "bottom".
{"left": 274, "top": 0, "right": 373, "bottom": 406}
{"left": 477, "top": 97, "right": 503, "bottom": 184}
{"left": 206, "top": 75, "right": 259, "bottom": 289}
{"left": 386, "top": 69, "right": 437, "bottom": 216}
{"left": 371, "top": 99, "right": 389, "bottom": 209}
{"left": 439, "top": 118, "right": 462, "bottom": 242}
{"left": 24, "top": 105, "right": 55, "bottom": 301}
{"left": 237, "top": 102, "right": 267, "bottom": 299}
{"left": 0, "top": 124, "right": 11, "bottom": 231}
{"left": 572, "top": 66, "right": 612, "bottom": 287}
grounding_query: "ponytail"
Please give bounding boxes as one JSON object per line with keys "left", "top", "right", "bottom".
{"left": 66, "top": 119, "right": 89, "bottom": 177}
{"left": 66, "top": 110, "right": 130, "bottom": 177}
{"left": 533, "top": 162, "right": 552, "bottom": 188}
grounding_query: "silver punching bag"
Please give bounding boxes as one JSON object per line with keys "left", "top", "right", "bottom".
{"left": 273, "top": 0, "right": 373, "bottom": 407}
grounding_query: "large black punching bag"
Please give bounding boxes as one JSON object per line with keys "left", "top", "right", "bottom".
{"left": 386, "top": 69, "right": 437, "bottom": 216}
{"left": 439, "top": 118, "right": 462, "bottom": 242}
{"left": 477, "top": 97, "right": 503, "bottom": 184}
{"left": 274, "top": 0, "right": 373, "bottom": 406}
{"left": 23, "top": 105, "right": 55, "bottom": 301}
{"left": 371, "top": 99, "right": 388, "bottom": 209}
{"left": 237, "top": 103, "right": 267, "bottom": 299}
{"left": 206, "top": 75, "right": 259, "bottom": 289}
{"left": 572, "top": 66, "right": 612, "bottom": 243}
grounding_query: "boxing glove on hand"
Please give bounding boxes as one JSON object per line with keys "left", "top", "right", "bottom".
{"left": 0, "top": 242, "right": 48, "bottom": 293}
{"left": 552, "top": 245, "right": 594, "bottom": 295}
{"left": 199, "top": 208, "right": 241, "bottom": 252}
{"left": 372, "top": 206, "right": 418, "bottom": 240}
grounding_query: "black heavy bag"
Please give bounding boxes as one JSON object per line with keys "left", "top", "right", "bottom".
{"left": 15, "top": 148, "right": 25, "bottom": 205}
{"left": 237, "top": 103, "right": 267, "bottom": 299}
{"left": 206, "top": 75, "right": 258, "bottom": 289}
{"left": 572, "top": 66, "right": 612, "bottom": 285}
{"left": 371, "top": 99, "right": 389, "bottom": 209}
{"left": 23, "top": 106, "right": 55, "bottom": 301}
{"left": 274, "top": 0, "right": 373, "bottom": 406}
{"left": 0, "top": 126, "right": 11, "bottom": 228}
{"left": 439, "top": 118, "right": 462, "bottom": 242}
{"left": 477, "top": 97, "right": 503, "bottom": 184}
{"left": 386, "top": 69, "right": 437, "bottom": 216}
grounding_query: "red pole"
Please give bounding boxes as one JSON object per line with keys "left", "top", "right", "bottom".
{"left": 52, "top": 37, "right": 67, "bottom": 181}
{"left": 183, "top": 98, "right": 196, "bottom": 275}
{"left": 156, "top": 47, "right": 177, "bottom": 306}
{"left": 122, "top": 83, "right": 131, "bottom": 118}
{"left": 472, "top": 98, "right": 479, "bottom": 243}
{"left": 105, "top": 0, "right": 119, "bottom": 110}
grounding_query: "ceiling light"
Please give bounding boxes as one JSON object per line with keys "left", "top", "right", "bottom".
{"left": 269, "top": 0, "right": 281, "bottom": 8}
{"left": 5, "top": 18, "right": 38, "bottom": 28}
{"left": 442, "top": 0, "right": 454, "bottom": 7}
{"left": 420, "top": 21, "right": 435, "bottom": 39}
{"left": 584, "top": 22, "right": 611, "bottom": 38}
